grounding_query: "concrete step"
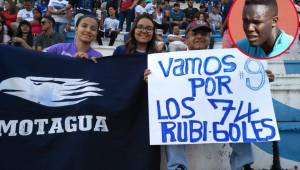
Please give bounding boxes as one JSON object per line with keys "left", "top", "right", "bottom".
{"left": 271, "top": 74, "right": 300, "bottom": 90}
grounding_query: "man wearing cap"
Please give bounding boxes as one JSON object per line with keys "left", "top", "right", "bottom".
{"left": 236, "top": 0, "right": 293, "bottom": 58}
{"left": 167, "top": 22, "right": 212, "bottom": 52}
{"left": 163, "top": 22, "right": 212, "bottom": 170}
{"left": 144, "top": 21, "right": 274, "bottom": 170}
{"left": 185, "top": 22, "right": 212, "bottom": 50}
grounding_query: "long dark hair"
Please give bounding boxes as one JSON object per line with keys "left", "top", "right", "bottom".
{"left": 0, "top": 23, "right": 4, "bottom": 44}
{"left": 0, "top": 13, "right": 5, "bottom": 43}
{"left": 33, "top": 8, "right": 42, "bottom": 22}
{"left": 15, "top": 20, "right": 33, "bottom": 47}
{"left": 125, "top": 14, "right": 157, "bottom": 54}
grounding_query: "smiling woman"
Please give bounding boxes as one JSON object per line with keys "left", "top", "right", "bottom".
{"left": 45, "top": 15, "right": 102, "bottom": 59}
{"left": 113, "top": 14, "right": 158, "bottom": 55}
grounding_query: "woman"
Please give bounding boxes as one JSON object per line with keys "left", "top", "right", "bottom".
{"left": 0, "top": 14, "right": 11, "bottom": 44}
{"left": 153, "top": 6, "right": 168, "bottom": 34}
{"left": 31, "top": 8, "right": 42, "bottom": 37}
{"left": 11, "top": 20, "right": 33, "bottom": 49}
{"left": 113, "top": 14, "right": 158, "bottom": 55}
{"left": 45, "top": 15, "right": 102, "bottom": 60}
{"left": 189, "top": 12, "right": 209, "bottom": 29}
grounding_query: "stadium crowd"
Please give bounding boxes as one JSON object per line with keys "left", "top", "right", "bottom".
{"left": 0, "top": 0, "right": 237, "bottom": 51}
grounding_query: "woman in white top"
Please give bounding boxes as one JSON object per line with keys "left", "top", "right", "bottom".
{"left": 153, "top": 6, "right": 168, "bottom": 34}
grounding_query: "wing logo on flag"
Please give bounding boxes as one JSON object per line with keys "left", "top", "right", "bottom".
{"left": 0, "top": 76, "right": 104, "bottom": 107}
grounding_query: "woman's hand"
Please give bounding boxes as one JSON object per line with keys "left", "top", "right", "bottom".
{"left": 12, "top": 37, "right": 24, "bottom": 43}
{"left": 144, "top": 69, "right": 151, "bottom": 83}
{"left": 75, "top": 52, "right": 98, "bottom": 63}
{"left": 266, "top": 69, "right": 275, "bottom": 82}
{"left": 75, "top": 52, "right": 88, "bottom": 58}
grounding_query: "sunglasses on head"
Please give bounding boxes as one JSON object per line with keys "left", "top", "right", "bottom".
{"left": 41, "top": 21, "right": 48, "bottom": 25}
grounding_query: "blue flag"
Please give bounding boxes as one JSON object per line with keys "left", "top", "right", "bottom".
{"left": 0, "top": 45, "right": 160, "bottom": 170}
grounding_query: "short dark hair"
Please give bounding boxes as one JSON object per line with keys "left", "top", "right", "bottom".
{"left": 174, "top": 3, "right": 180, "bottom": 7}
{"left": 108, "top": 6, "right": 117, "bottom": 10}
{"left": 172, "top": 23, "right": 179, "bottom": 28}
{"left": 42, "top": 15, "right": 55, "bottom": 26}
{"left": 245, "top": 0, "right": 278, "bottom": 16}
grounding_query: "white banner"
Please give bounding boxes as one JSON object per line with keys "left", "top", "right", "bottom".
{"left": 148, "top": 48, "right": 280, "bottom": 145}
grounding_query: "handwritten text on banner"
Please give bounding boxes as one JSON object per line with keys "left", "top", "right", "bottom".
{"left": 148, "top": 48, "right": 280, "bottom": 145}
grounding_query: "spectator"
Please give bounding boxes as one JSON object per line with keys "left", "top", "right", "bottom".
{"left": 11, "top": 0, "right": 33, "bottom": 34}
{"left": 208, "top": 5, "right": 222, "bottom": 33}
{"left": 16, "top": 0, "right": 33, "bottom": 22}
{"left": 45, "top": 15, "right": 102, "bottom": 59}
{"left": 199, "top": 2, "right": 208, "bottom": 13}
{"left": 220, "top": 0, "right": 233, "bottom": 23}
{"left": 0, "top": 0, "right": 4, "bottom": 11}
{"left": 100, "top": 6, "right": 120, "bottom": 46}
{"left": 156, "top": 33, "right": 166, "bottom": 52}
{"left": 0, "top": 0, "right": 18, "bottom": 33}
{"left": 118, "top": 0, "right": 139, "bottom": 32}
{"left": 31, "top": 8, "right": 42, "bottom": 37}
{"left": 168, "top": 23, "right": 184, "bottom": 43}
{"left": 47, "top": 0, "right": 71, "bottom": 34}
{"left": 145, "top": 0, "right": 156, "bottom": 15}
{"left": 170, "top": 3, "right": 186, "bottom": 29}
{"left": 188, "top": 12, "right": 209, "bottom": 30}
{"left": 162, "top": 0, "right": 172, "bottom": 33}
{"left": 220, "top": 0, "right": 233, "bottom": 48}
{"left": 0, "top": 13, "right": 11, "bottom": 44}
{"left": 153, "top": 6, "right": 168, "bottom": 34}
{"left": 135, "top": 0, "right": 147, "bottom": 17}
{"left": 36, "top": 0, "right": 49, "bottom": 16}
{"left": 11, "top": 20, "right": 33, "bottom": 49}
{"left": 162, "top": 0, "right": 172, "bottom": 18}
{"left": 68, "top": 0, "right": 98, "bottom": 24}
{"left": 35, "top": 15, "right": 64, "bottom": 51}
{"left": 184, "top": 0, "right": 199, "bottom": 25}
{"left": 143, "top": 22, "right": 213, "bottom": 170}
{"left": 113, "top": 14, "right": 158, "bottom": 55}
{"left": 106, "top": 0, "right": 118, "bottom": 13}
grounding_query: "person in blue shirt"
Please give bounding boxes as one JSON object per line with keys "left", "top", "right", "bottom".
{"left": 236, "top": 0, "right": 294, "bottom": 59}
{"left": 36, "top": 0, "right": 49, "bottom": 16}
{"left": 170, "top": 3, "right": 187, "bottom": 29}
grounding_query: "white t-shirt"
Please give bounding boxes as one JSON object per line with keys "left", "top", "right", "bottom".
{"left": 48, "top": 0, "right": 69, "bottom": 23}
{"left": 209, "top": 13, "right": 222, "bottom": 27}
{"left": 145, "top": 3, "right": 155, "bottom": 15}
{"left": 17, "top": 9, "right": 34, "bottom": 22}
{"left": 135, "top": 5, "right": 146, "bottom": 15}
{"left": 154, "top": 12, "right": 163, "bottom": 25}
{"left": 104, "top": 17, "right": 120, "bottom": 31}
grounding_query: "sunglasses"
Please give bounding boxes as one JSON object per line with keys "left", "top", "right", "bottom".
{"left": 41, "top": 21, "right": 48, "bottom": 25}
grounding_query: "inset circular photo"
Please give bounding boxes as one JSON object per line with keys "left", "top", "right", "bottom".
{"left": 228, "top": 0, "right": 299, "bottom": 60}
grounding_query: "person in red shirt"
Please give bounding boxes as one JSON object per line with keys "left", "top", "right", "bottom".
{"left": 31, "top": 8, "right": 42, "bottom": 36}
{"left": 118, "top": 0, "right": 138, "bottom": 32}
{"left": 1, "top": 1, "right": 17, "bottom": 32}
